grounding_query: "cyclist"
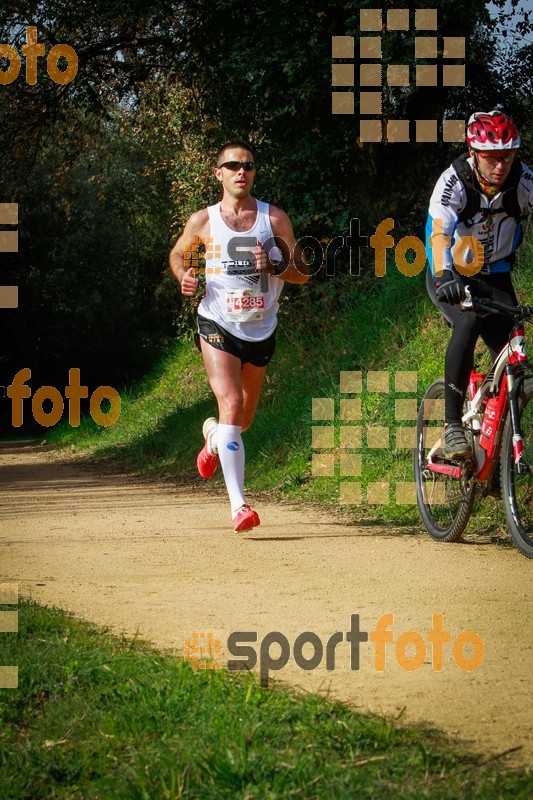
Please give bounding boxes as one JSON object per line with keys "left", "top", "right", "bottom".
{"left": 169, "top": 141, "right": 309, "bottom": 532}
{"left": 426, "top": 111, "right": 533, "bottom": 459}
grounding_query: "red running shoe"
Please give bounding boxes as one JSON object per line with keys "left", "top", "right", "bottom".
{"left": 196, "top": 417, "right": 219, "bottom": 479}
{"left": 233, "top": 504, "right": 260, "bottom": 533}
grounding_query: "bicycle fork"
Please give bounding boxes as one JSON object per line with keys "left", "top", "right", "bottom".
{"left": 507, "top": 365, "right": 531, "bottom": 475}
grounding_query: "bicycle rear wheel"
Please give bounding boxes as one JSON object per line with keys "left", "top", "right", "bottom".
{"left": 501, "top": 377, "right": 533, "bottom": 558}
{"left": 414, "top": 379, "right": 475, "bottom": 542}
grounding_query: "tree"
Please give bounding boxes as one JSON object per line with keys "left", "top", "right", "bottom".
{"left": 1, "top": 0, "right": 531, "bottom": 429}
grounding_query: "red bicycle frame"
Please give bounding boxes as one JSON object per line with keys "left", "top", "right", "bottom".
{"left": 426, "top": 323, "right": 528, "bottom": 483}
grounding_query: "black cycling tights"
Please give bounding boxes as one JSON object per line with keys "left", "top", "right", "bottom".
{"left": 426, "top": 271, "right": 518, "bottom": 424}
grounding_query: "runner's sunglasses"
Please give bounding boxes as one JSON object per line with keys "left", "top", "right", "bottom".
{"left": 217, "top": 160, "right": 256, "bottom": 171}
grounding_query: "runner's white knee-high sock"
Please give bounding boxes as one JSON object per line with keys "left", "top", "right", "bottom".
{"left": 215, "top": 424, "right": 246, "bottom": 513}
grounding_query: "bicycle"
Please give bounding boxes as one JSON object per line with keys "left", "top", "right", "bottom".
{"left": 414, "top": 287, "right": 533, "bottom": 557}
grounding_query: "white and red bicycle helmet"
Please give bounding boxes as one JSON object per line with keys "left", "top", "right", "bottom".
{"left": 466, "top": 110, "right": 521, "bottom": 151}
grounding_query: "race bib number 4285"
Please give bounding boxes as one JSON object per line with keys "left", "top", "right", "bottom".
{"left": 225, "top": 289, "right": 264, "bottom": 321}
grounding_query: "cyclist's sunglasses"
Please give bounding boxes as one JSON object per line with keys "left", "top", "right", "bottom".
{"left": 218, "top": 160, "right": 256, "bottom": 171}
{"left": 476, "top": 151, "right": 516, "bottom": 164}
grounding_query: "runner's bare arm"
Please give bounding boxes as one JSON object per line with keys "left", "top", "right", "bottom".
{"left": 169, "top": 210, "right": 209, "bottom": 295}
{"left": 268, "top": 206, "right": 309, "bottom": 283}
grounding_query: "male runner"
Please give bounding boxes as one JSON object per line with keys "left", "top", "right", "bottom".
{"left": 426, "top": 111, "right": 533, "bottom": 459}
{"left": 169, "top": 142, "right": 308, "bottom": 532}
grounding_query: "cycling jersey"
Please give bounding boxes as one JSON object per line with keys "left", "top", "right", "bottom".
{"left": 197, "top": 200, "right": 283, "bottom": 342}
{"left": 426, "top": 157, "right": 533, "bottom": 276}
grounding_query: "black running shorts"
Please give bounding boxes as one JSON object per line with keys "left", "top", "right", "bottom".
{"left": 195, "top": 314, "right": 276, "bottom": 367}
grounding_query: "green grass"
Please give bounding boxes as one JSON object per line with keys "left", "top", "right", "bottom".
{"left": 0, "top": 601, "right": 531, "bottom": 799}
{"left": 45, "top": 228, "right": 533, "bottom": 529}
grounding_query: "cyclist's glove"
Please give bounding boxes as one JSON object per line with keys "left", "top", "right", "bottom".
{"left": 435, "top": 270, "right": 465, "bottom": 305}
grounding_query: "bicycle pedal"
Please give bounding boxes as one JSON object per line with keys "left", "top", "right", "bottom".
{"left": 431, "top": 450, "right": 472, "bottom": 466}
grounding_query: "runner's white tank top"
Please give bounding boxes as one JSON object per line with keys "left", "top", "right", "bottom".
{"left": 197, "top": 200, "right": 284, "bottom": 341}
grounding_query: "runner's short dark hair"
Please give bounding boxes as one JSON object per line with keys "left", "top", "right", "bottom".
{"left": 216, "top": 141, "right": 256, "bottom": 165}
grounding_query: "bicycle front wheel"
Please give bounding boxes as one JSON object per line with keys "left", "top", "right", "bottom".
{"left": 414, "top": 379, "right": 475, "bottom": 542}
{"left": 501, "top": 377, "right": 533, "bottom": 558}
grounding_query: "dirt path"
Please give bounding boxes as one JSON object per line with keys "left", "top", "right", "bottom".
{"left": 1, "top": 441, "right": 531, "bottom": 765}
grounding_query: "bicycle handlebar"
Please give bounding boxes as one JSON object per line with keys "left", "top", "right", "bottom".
{"left": 461, "top": 286, "right": 533, "bottom": 318}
